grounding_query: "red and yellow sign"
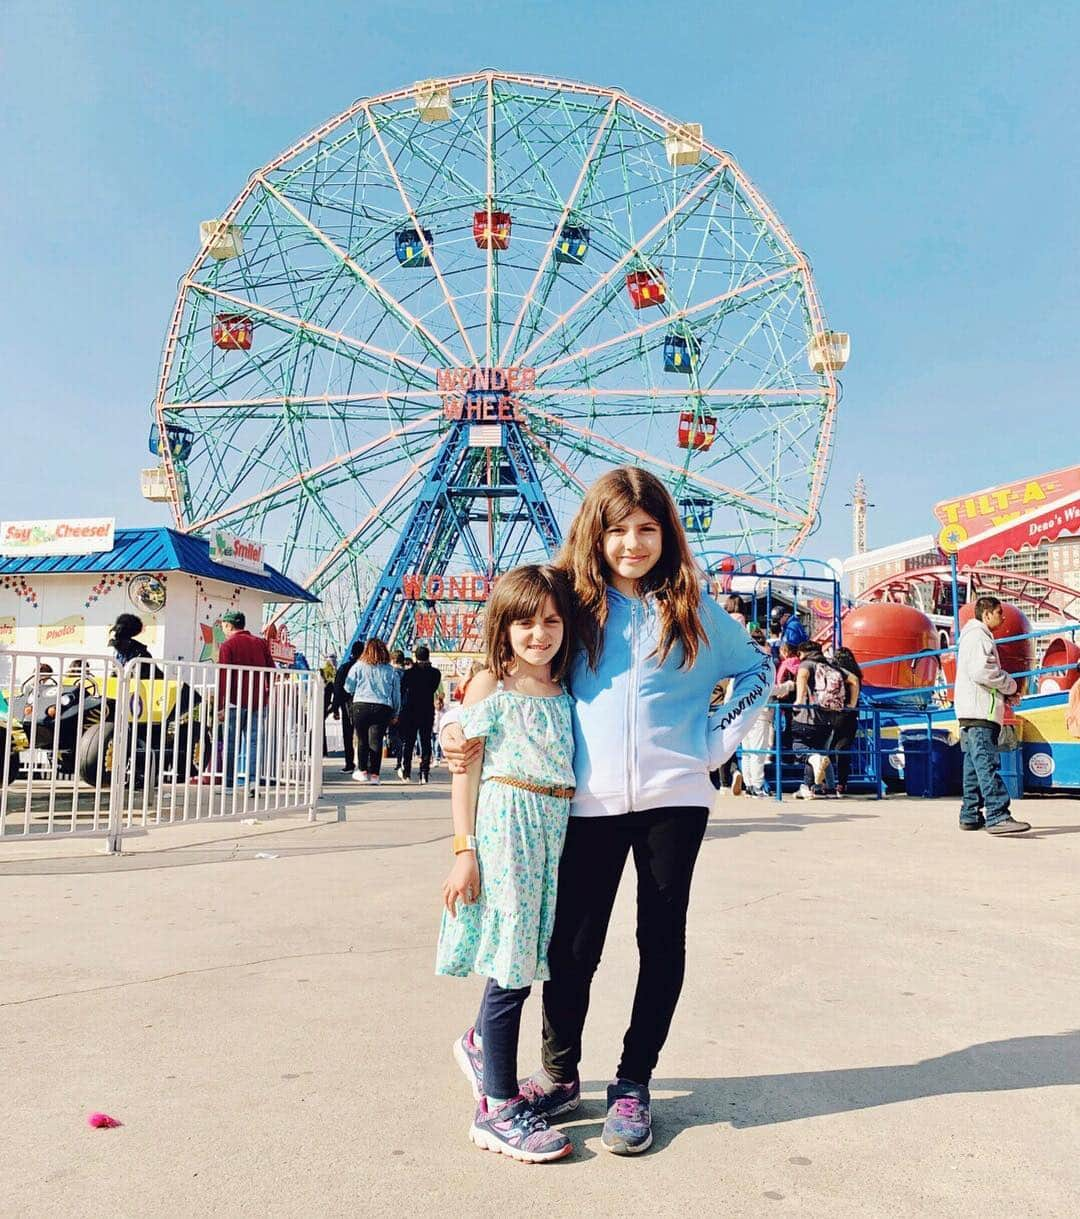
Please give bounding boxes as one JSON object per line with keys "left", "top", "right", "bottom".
{"left": 934, "top": 465, "right": 1080, "bottom": 540}
{"left": 0, "top": 616, "right": 15, "bottom": 646}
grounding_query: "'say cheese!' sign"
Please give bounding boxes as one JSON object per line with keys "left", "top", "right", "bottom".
{"left": 0, "top": 518, "right": 115, "bottom": 557}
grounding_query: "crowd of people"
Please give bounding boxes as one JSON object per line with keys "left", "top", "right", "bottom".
{"left": 330, "top": 640, "right": 446, "bottom": 785}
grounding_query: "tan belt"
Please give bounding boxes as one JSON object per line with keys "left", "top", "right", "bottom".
{"left": 490, "top": 775, "right": 576, "bottom": 800}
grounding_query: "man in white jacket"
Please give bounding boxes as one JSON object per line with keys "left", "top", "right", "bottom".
{"left": 954, "top": 596, "right": 1029, "bottom": 835}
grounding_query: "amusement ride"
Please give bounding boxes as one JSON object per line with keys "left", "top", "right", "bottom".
{"left": 143, "top": 70, "right": 849, "bottom": 653}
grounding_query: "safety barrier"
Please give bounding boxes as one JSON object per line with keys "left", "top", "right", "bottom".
{"left": 733, "top": 621, "right": 1080, "bottom": 801}
{"left": 0, "top": 650, "right": 323, "bottom": 849}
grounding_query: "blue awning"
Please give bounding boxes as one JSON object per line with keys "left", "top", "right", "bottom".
{"left": 0, "top": 527, "right": 318, "bottom": 603}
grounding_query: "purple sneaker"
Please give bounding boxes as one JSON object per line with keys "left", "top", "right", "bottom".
{"left": 469, "top": 1096, "right": 573, "bottom": 1163}
{"left": 453, "top": 1027, "right": 483, "bottom": 1100}
{"left": 601, "top": 1078, "right": 652, "bottom": 1155}
{"left": 519, "top": 1069, "right": 581, "bottom": 1119}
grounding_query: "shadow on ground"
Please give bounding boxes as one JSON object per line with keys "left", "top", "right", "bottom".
{"left": 573, "top": 1030, "right": 1080, "bottom": 1149}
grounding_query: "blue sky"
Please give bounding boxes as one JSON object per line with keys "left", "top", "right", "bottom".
{"left": 2, "top": 0, "right": 1077, "bottom": 566}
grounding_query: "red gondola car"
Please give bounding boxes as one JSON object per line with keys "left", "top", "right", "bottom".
{"left": 676, "top": 410, "right": 716, "bottom": 450}
{"left": 473, "top": 210, "right": 511, "bottom": 250}
{"left": 212, "top": 314, "right": 253, "bottom": 350}
{"left": 626, "top": 268, "right": 665, "bottom": 309}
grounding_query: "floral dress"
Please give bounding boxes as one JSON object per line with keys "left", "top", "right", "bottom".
{"left": 435, "top": 684, "right": 575, "bottom": 990}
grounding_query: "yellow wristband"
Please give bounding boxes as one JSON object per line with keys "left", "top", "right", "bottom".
{"left": 452, "top": 834, "right": 478, "bottom": 855}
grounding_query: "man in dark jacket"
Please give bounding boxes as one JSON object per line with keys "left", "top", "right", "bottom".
{"left": 334, "top": 641, "right": 363, "bottom": 772}
{"left": 397, "top": 645, "right": 442, "bottom": 784}
{"left": 216, "top": 610, "right": 276, "bottom": 787}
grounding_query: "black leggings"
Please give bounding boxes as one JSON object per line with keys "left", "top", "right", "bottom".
{"left": 350, "top": 701, "right": 393, "bottom": 776}
{"left": 542, "top": 805, "right": 709, "bottom": 1087}
{"left": 475, "top": 978, "right": 531, "bottom": 1099}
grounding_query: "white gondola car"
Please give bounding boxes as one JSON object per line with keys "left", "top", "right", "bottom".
{"left": 415, "top": 79, "right": 452, "bottom": 122}
{"left": 199, "top": 220, "right": 243, "bottom": 261}
{"left": 808, "top": 331, "right": 850, "bottom": 373}
{"left": 664, "top": 122, "right": 703, "bottom": 167}
{"left": 140, "top": 466, "right": 171, "bottom": 502}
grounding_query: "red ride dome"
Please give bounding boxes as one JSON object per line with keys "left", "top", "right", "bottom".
{"left": 843, "top": 603, "right": 938, "bottom": 690}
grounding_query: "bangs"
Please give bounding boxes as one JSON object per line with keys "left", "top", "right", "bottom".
{"left": 491, "top": 569, "right": 563, "bottom": 623}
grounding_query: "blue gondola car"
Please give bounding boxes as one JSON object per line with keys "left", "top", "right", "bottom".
{"left": 679, "top": 497, "right": 713, "bottom": 533}
{"left": 395, "top": 227, "right": 433, "bottom": 268}
{"left": 664, "top": 332, "right": 701, "bottom": 374}
{"left": 148, "top": 423, "right": 195, "bottom": 463}
{"left": 554, "top": 224, "right": 589, "bottom": 265}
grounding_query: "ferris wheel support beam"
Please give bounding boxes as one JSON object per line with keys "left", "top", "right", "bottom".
{"left": 185, "top": 410, "right": 443, "bottom": 532}
{"left": 187, "top": 283, "right": 441, "bottom": 381}
{"left": 346, "top": 421, "right": 563, "bottom": 651}
{"left": 498, "top": 95, "right": 618, "bottom": 366}
{"left": 514, "top": 161, "right": 726, "bottom": 368}
{"left": 254, "top": 175, "right": 461, "bottom": 369}
{"left": 364, "top": 105, "right": 481, "bottom": 366}
{"left": 532, "top": 266, "right": 798, "bottom": 380}
{"left": 527, "top": 407, "right": 802, "bottom": 524}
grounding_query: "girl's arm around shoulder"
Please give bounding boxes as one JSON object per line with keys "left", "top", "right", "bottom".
{"left": 700, "top": 595, "right": 774, "bottom": 767}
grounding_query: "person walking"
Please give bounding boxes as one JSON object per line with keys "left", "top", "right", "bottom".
{"left": 956, "top": 596, "right": 1029, "bottom": 834}
{"left": 438, "top": 565, "right": 578, "bottom": 1163}
{"left": 108, "top": 613, "right": 157, "bottom": 668}
{"left": 345, "top": 639, "right": 401, "bottom": 785}
{"left": 827, "top": 647, "right": 863, "bottom": 793}
{"left": 216, "top": 610, "right": 275, "bottom": 787}
{"left": 443, "top": 467, "right": 771, "bottom": 1155}
{"left": 334, "top": 642, "right": 363, "bottom": 773}
{"left": 397, "top": 644, "right": 442, "bottom": 784}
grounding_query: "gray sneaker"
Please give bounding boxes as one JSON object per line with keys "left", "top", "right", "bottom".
{"left": 601, "top": 1078, "right": 652, "bottom": 1155}
{"left": 469, "top": 1096, "right": 572, "bottom": 1163}
{"left": 986, "top": 816, "right": 1031, "bottom": 835}
{"left": 518, "top": 1068, "right": 581, "bottom": 1118}
{"left": 453, "top": 1027, "right": 483, "bottom": 1100}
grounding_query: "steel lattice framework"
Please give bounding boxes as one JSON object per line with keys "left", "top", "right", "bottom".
{"left": 152, "top": 70, "right": 842, "bottom": 651}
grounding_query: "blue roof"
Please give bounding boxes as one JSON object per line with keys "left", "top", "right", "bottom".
{"left": 0, "top": 528, "right": 318, "bottom": 603}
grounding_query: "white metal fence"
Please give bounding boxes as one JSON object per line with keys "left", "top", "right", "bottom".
{"left": 0, "top": 650, "right": 323, "bottom": 850}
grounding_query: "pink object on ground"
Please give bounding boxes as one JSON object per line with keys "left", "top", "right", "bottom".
{"left": 87, "top": 1112, "right": 122, "bottom": 1128}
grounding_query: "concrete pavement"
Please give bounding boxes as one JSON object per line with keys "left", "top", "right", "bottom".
{"left": 3, "top": 764, "right": 1079, "bottom": 1217}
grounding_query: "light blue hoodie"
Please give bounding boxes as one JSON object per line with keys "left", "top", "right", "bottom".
{"left": 566, "top": 587, "right": 773, "bottom": 817}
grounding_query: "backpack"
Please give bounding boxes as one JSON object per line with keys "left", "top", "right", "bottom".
{"left": 811, "top": 661, "right": 847, "bottom": 712}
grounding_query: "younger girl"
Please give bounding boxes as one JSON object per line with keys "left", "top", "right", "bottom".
{"left": 435, "top": 564, "right": 578, "bottom": 1164}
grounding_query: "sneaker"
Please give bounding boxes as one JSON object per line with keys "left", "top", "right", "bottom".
{"left": 810, "top": 754, "right": 830, "bottom": 786}
{"left": 986, "top": 816, "right": 1031, "bottom": 836}
{"left": 396, "top": 766, "right": 405, "bottom": 780}
{"left": 959, "top": 815, "right": 985, "bottom": 830}
{"left": 368, "top": 775, "right": 381, "bottom": 786}
{"left": 518, "top": 1069, "right": 581, "bottom": 1119}
{"left": 351, "top": 770, "right": 368, "bottom": 782}
{"left": 469, "top": 1097, "right": 572, "bottom": 1163}
{"left": 601, "top": 1079, "right": 652, "bottom": 1155}
{"left": 419, "top": 776, "right": 429, "bottom": 785}
{"left": 795, "top": 784, "right": 815, "bottom": 800}
{"left": 731, "top": 772, "right": 744, "bottom": 797}
{"left": 453, "top": 1027, "right": 483, "bottom": 1100}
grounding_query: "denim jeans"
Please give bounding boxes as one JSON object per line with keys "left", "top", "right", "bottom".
{"left": 224, "top": 707, "right": 261, "bottom": 785}
{"left": 960, "top": 723, "right": 1010, "bottom": 826}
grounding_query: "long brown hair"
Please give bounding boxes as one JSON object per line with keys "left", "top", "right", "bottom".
{"left": 360, "top": 638, "right": 390, "bottom": 665}
{"left": 556, "top": 466, "right": 706, "bottom": 670}
{"left": 482, "top": 564, "right": 576, "bottom": 682}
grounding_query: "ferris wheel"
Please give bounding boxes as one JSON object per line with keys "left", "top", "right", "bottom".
{"left": 146, "top": 70, "right": 848, "bottom": 650}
